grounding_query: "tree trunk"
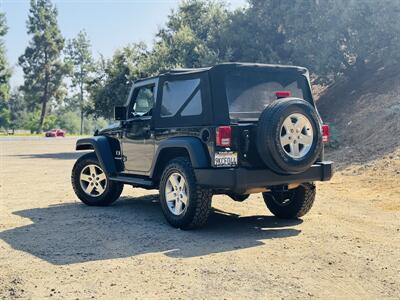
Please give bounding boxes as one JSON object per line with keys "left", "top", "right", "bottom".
{"left": 38, "top": 52, "right": 49, "bottom": 133}
{"left": 38, "top": 98, "right": 47, "bottom": 133}
{"left": 80, "top": 109, "right": 84, "bottom": 135}
{"left": 79, "top": 80, "right": 84, "bottom": 135}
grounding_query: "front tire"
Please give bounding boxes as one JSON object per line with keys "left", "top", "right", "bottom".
{"left": 71, "top": 152, "right": 123, "bottom": 206}
{"left": 262, "top": 183, "right": 316, "bottom": 219}
{"left": 159, "top": 157, "right": 212, "bottom": 229}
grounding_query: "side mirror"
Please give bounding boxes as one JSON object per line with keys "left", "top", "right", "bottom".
{"left": 114, "top": 106, "right": 127, "bottom": 121}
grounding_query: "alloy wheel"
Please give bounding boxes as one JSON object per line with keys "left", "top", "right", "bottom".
{"left": 280, "top": 113, "right": 314, "bottom": 159}
{"left": 165, "top": 172, "right": 189, "bottom": 216}
{"left": 80, "top": 164, "right": 107, "bottom": 197}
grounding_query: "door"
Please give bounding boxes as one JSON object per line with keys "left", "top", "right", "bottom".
{"left": 121, "top": 83, "right": 156, "bottom": 174}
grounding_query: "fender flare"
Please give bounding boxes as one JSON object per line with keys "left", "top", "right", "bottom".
{"left": 150, "top": 137, "right": 210, "bottom": 178}
{"left": 76, "top": 136, "right": 117, "bottom": 175}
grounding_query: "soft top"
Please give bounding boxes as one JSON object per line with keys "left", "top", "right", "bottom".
{"left": 135, "top": 62, "right": 309, "bottom": 83}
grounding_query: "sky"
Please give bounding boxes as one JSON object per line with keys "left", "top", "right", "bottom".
{"left": 1, "top": 0, "right": 247, "bottom": 88}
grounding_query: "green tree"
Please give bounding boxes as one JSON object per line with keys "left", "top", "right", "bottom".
{"left": 0, "top": 100, "right": 10, "bottom": 130}
{"left": 89, "top": 43, "right": 149, "bottom": 119}
{"left": 64, "top": 30, "right": 94, "bottom": 134}
{"left": 19, "top": 0, "right": 66, "bottom": 132}
{"left": 0, "top": 12, "right": 11, "bottom": 130}
{"left": 149, "top": 0, "right": 231, "bottom": 71}
{"left": 0, "top": 12, "right": 11, "bottom": 102}
{"left": 56, "top": 110, "right": 80, "bottom": 134}
{"left": 8, "top": 90, "right": 26, "bottom": 131}
{"left": 226, "top": 0, "right": 400, "bottom": 83}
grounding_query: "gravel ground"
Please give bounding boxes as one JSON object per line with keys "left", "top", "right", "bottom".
{"left": 1, "top": 138, "right": 399, "bottom": 299}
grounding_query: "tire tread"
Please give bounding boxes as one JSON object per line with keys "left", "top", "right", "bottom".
{"left": 71, "top": 152, "right": 123, "bottom": 206}
{"left": 159, "top": 157, "right": 212, "bottom": 229}
{"left": 263, "top": 183, "right": 316, "bottom": 219}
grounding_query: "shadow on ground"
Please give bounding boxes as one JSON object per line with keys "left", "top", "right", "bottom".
{"left": 10, "top": 151, "right": 90, "bottom": 160}
{"left": 0, "top": 195, "right": 302, "bottom": 265}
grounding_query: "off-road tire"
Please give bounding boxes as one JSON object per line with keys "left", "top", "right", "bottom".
{"left": 159, "top": 157, "right": 212, "bottom": 230}
{"left": 71, "top": 152, "right": 123, "bottom": 206}
{"left": 263, "top": 183, "right": 316, "bottom": 219}
{"left": 257, "top": 98, "right": 323, "bottom": 175}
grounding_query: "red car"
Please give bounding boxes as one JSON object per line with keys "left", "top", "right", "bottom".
{"left": 45, "top": 129, "right": 66, "bottom": 137}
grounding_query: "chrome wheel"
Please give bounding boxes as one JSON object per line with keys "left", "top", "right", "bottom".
{"left": 280, "top": 113, "right": 314, "bottom": 159}
{"left": 80, "top": 164, "right": 107, "bottom": 197}
{"left": 165, "top": 172, "right": 189, "bottom": 216}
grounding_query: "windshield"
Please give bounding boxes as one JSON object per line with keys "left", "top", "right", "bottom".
{"left": 225, "top": 69, "right": 311, "bottom": 119}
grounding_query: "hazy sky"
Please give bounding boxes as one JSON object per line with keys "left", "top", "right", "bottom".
{"left": 1, "top": 0, "right": 247, "bottom": 88}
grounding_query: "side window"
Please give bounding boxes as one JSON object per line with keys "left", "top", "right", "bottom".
{"left": 161, "top": 79, "right": 202, "bottom": 117}
{"left": 129, "top": 85, "right": 154, "bottom": 117}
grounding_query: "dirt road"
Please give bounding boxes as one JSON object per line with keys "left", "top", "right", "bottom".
{"left": 1, "top": 138, "right": 399, "bottom": 299}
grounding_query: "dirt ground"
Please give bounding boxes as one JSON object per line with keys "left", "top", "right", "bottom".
{"left": 1, "top": 138, "right": 399, "bottom": 299}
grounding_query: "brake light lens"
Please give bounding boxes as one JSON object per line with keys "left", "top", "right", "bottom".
{"left": 322, "top": 124, "right": 330, "bottom": 143}
{"left": 276, "top": 91, "right": 292, "bottom": 99}
{"left": 216, "top": 126, "right": 232, "bottom": 147}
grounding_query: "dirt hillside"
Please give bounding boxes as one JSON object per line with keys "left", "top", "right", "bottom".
{"left": 317, "top": 65, "right": 400, "bottom": 169}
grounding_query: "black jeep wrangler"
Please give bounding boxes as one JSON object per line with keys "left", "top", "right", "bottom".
{"left": 71, "top": 63, "right": 333, "bottom": 229}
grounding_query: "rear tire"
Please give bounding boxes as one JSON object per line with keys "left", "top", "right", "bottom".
{"left": 262, "top": 183, "right": 316, "bottom": 219}
{"left": 159, "top": 157, "right": 212, "bottom": 229}
{"left": 71, "top": 152, "right": 123, "bottom": 206}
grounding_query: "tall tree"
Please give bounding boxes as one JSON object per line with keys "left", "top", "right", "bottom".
{"left": 64, "top": 30, "right": 94, "bottom": 134}
{"left": 0, "top": 12, "right": 11, "bottom": 102}
{"left": 19, "top": 0, "right": 65, "bottom": 132}
{"left": 0, "top": 12, "right": 11, "bottom": 130}
{"left": 150, "top": 0, "right": 231, "bottom": 71}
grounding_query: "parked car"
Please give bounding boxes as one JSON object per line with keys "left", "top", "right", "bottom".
{"left": 71, "top": 63, "right": 333, "bottom": 229}
{"left": 45, "top": 129, "right": 66, "bottom": 137}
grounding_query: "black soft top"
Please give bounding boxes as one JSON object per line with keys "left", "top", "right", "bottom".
{"left": 146, "top": 63, "right": 312, "bottom": 126}
{"left": 135, "top": 62, "right": 309, "bottom": 83}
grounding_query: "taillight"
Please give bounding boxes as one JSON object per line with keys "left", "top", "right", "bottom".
{"left": 275, "top": 91, "right": 292, "bottom": 99}
{"left": 216, "top": 126, "right": 232, "bottom": 147}
{"left": 322, "top": 124, "right": 330, "bottom": 143}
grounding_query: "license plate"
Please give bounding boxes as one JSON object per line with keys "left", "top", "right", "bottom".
{"left": 214, "top": 152, "right": 238, "bottom": 167}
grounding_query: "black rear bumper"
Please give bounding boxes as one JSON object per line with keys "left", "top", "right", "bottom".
{"left": 194, "top": 161, "right": 333, "bottom": 194}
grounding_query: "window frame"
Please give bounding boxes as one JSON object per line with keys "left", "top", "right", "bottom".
{"left": 126, "top": 79, "right": 158, "bottom": 122}
{"left": 154, "top": 72, "right": 212, "bottom": 128}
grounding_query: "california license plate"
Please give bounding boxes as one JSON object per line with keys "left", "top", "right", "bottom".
{"left": 214, "top": 152, "right": 238, "bottom": 167}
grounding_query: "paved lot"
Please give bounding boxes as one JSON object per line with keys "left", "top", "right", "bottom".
{"left": 1, "top": 138, "right": 399, "bottom": 299}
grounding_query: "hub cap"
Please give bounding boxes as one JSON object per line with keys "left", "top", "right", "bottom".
{"left": 165, "top": 172, "right": 188, "bottom": 216}
{"left": 280, "top": 113, "right": 314, "bottom": 159}
{"left": 80, "top": 164, "right": 107, "bottom": 197}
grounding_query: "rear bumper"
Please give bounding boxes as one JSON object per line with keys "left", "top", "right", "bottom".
{"left": 194, "top": 161, "right": 333, "bottom": 194}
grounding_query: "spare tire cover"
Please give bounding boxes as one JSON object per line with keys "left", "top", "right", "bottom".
{"left": 256, "top": 98, "right": 323, "bottom": 175}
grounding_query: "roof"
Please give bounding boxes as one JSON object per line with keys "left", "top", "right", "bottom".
{"left": 135, "top": 62, "right": 308, "bottom": 83}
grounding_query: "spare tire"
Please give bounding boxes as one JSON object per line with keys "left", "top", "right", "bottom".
{"left": 256, "top": 98, "right": 322, "bottom": 175}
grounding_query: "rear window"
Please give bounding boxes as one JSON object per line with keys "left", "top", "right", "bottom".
{"left": 225, "top": 69, "right": 311, "bottom": 119}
